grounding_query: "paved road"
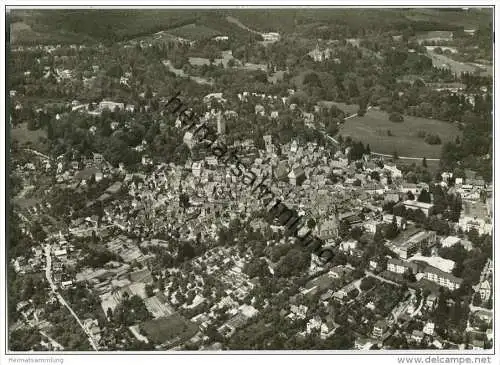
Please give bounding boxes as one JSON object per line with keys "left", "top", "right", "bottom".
{"left": 23, "top": 148, "right": 50, "bottom": 161}
{"left": 226, "top": 15, "right": 263, "bottom": 36}
{"left": 40, "top": 330, "right": 65, "bottom": 351}
{"left": 344, "top": 106, "right": 373, "bottom": 121}
{"left": 44, "top": 245, "right": 99, "bottom": 351}
{"left": 370, "top": 152, "right": 440, "bottom": 162}
{"left": 365, "top": 271, "right": 402, "bottom": 287}
{"left": 469, "top": 304, "right": 493, "bottom": 313}
{"left": 17, "top": 211, "right": 31, "bottom": 223}
{"left": 316, "top": 107, "right": 371, "bottom": 146}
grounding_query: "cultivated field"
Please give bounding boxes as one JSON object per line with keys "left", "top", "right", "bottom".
{"left": 338, "top": 108, "right": 462, "bottom": 159}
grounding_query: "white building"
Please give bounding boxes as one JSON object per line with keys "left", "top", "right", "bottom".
{"left": 423, "top": 322, "right": 435, "bottom": 336}
{"left": 441, "top": 236, "right": 461, "bottom": 248}
{"left": 262, "top": 32, "right": 280, "bottom": 42}
{"left": 184, "top": 131, "right": 195, "bottom": 149}
{"left": 192, "top": 162, "right": 202, "bottom": 177}
{"left": 403, "top": 200, "right": 433, "bottom": 217}
{"left": 99, "top": 100, "right": 125, "bottom": 111}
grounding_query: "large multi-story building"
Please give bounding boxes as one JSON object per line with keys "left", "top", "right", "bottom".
{"left": 372, "top": 319, "right": 388, "bottom": 338}
{"left": 99, "top": 100, "right": 125, "bottom": 112}
{"left": 288, "top": 167, "right": 306, "bottom": 186}
{"left": 388, "top": 258, "right": 462, "bottom": 291}
{"left": 387, "top": 258, "right": 418, "bottom": 275}
{"left": 403, "top": 200, "right": 434, "bottom": 217}
{"left": 423, "top": 266, "right": 463, "bottom": 291}
{"left": 393, "top": 230, "right": 437, "bottom": 259}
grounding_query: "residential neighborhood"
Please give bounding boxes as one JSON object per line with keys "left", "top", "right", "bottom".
{"left": 6, "top": 7, "right": 494, "bottom": 355}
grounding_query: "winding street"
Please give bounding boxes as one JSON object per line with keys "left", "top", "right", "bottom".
{"left": 44, "top": 244, "right": 99, "bottom": 351}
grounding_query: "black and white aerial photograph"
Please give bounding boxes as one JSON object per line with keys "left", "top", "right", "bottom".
{"left": 2, "top": 2, "right": 498, "bottom": 365}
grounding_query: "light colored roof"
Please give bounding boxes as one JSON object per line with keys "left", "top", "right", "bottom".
{"left": 239, "top": 304, "right": 259, "bottom": 318}
{"left": 442, "top": 236, "right": 461, "bottom": 247}
{"left": 403, "top": 200, "right": 433, "bottom": 209}
{"left": 410, "top": 254, "right": 455, "bottom": 273}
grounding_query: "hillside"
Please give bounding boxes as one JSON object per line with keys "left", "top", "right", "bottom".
{"left": 8, "top": 9, "right": 257, "bottom": 44}
{"left": 223, "top": 8, "right": 492, "bottom": 36}
{"left": 8, "top": 8, "right": 493, "bottom": 45}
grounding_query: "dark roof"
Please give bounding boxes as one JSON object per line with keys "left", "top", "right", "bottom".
{"left": 289, "top": 167, "right": 306, "bottom": 177}
{"left": 374, "top": 319, "right": 388, "bottom": 329}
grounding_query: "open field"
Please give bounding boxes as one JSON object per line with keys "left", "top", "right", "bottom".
{"left": 338, "top": 108, "right": 462, "bottom": 159}
{"left": 167, "top": 23, "right": 221, "bottom": 41}
{"left": 140, "top": 313, "right": 198, "bottom": 346}
{"left": 10, "top": 22, "right": 38, "bottom": 43}
{"left": 319, "top": 100, "right": 359, "bottom": 116}
{"left": 9, "top": 21, "right": 93, "bottom": 45}
{"left": 11, "top": 8, "right": 491, "bottom": 45}
{"left": 397, "top": 158, "right": 440, "bottom": 174}
{"left": 10, "top": 123, "right": 49, "bottom": 153}
{"left": 12, "top": 9, "right": 197, "bottom": 43}
{"left": 10, "top": 10, "right": 258, "bottom": 44}
{"left": 404, "top": 8, "right": 492, "bottom": 29}
{"left": 225, "top": 8, "right": 492, "bottom": 37}
{"left": 189, "top": 51, "right": 235, "bottom": 68}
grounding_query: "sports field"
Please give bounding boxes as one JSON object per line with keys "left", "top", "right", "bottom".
{"left": 338, "top": 108, "right": 462, "bottom": 159}
{"left": 140, "top": 313, "right": 198, "bottom": 346}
